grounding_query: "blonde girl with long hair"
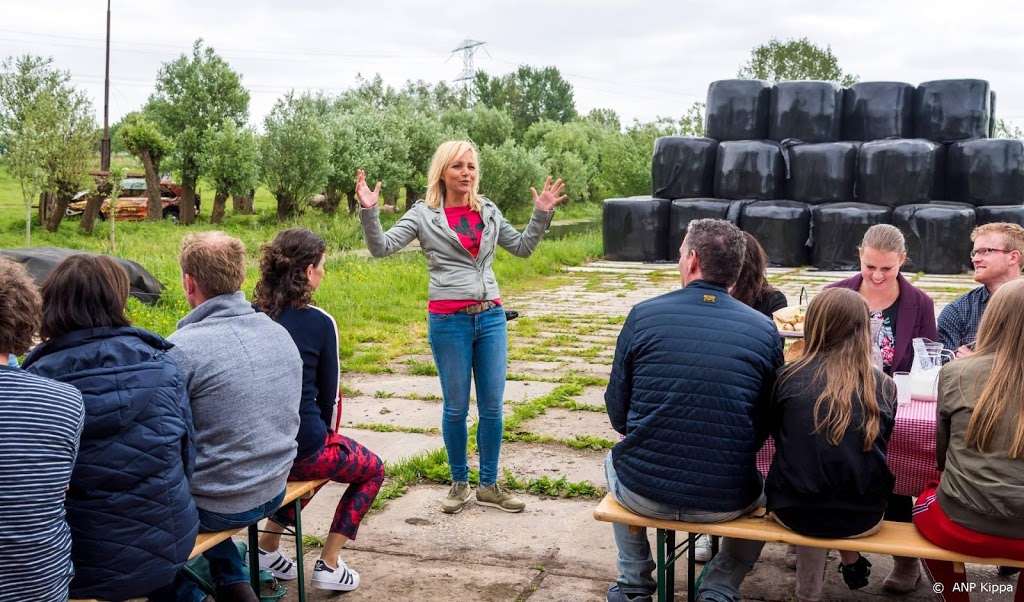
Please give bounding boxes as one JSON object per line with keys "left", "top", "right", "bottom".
{"left": 765, "top": 287, "right": 898, "bottom": 602}
{"left": 913, "top": 278, "right": 1024, "bottom": 602}
{"left": 355, "top": 140, "right": 566, "bottom": 515}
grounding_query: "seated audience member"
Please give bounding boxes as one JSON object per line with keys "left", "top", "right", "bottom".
{"left": 914, "top": 278, "right": 1024, "bottom": 601}
{"left": 604, "top": 219, "right": 784, "bottom": 602}
{"left": 252, "top": 228, "right": 383, "bottom": 592}
{"left": 938, "top": 222, "right": 1024, "bottom": 361}
{"left": 766, "top": 288, "right": 897, "bottom": 602}
{"left": 23, "top": 255, "right": 198, "bottom": 600}
{"left": 0, "top": 259, "right": 84, "bottom": 602}
{"left": 152, "top": 232, "right": 302, "bottom": 602}
{"left": 732, "top": 231, "right": 788, "bottom": 318}
{"left": 826, "top": 223, "right": 935, "bottom": 591}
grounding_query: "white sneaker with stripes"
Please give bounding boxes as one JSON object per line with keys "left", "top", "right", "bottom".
{"left": 311, "top": 557, "right": 360, "bottom": 592}
{"left": 257, "top": 547, "right": 298, "bottom": 580}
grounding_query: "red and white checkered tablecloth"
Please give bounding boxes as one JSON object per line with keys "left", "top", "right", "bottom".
{"left": 756, "top": 399, "right": 942, "bottom": 498}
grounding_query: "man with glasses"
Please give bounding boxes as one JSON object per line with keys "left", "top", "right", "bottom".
{"left": 938, "top": 222, "right": 1024, "bottom": 361}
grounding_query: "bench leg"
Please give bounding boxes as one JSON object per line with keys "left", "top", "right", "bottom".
{"left": 294, "top": 497, "right": 306, "bottom": 602}
{"left": 688, "top": 532, "right": 697, "bottom": 602}
{"left": 657, "top": 529, "right": 667, "bottom": 602}
{"left": 248, "top": 523, "right": 261, "bottom": 593}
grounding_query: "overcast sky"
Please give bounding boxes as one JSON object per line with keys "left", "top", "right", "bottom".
{"left": 3, "top": 0, "right": 1023, "bottom": 131}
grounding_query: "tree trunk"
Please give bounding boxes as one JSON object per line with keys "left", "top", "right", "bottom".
{"left": 141, "top": 148, "right": 162, "bottom": 222}
{"left": 322, "top": 190, "right": 341, "bottom": 214}
{"left": 43, "top": 191, "right": 72, "bottom": 232}
{"left": 233, "top": 188, "right": 255, "bottom": 214}
{"left": 384, "top": 195, "right": 397, "bottom": 210}
{"left": 180, "top": 180, "right": 197, "bottom": 225}
{"left": 79, "top": 194, "right": 104, "bottom": 234}
{"left": 276, "top": 193, "right": 298, "bottom": 220}
{"left": 38, "top": 192, "right": 52, "bottom": 224}
{"left": 405, "top": 184, "right": 420, "bottom": 212}
{"left": 232, "top": 194, "right": 242, "bottom": 212}
{"left": 346, "top": 190, "right": 357, "bottom": 215}
{"left": 211, "top": 191, "right": 228, "bottom": 224}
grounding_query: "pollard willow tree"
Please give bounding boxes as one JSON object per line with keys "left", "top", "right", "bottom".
{"left": 0, "top": 54, "right": 96, "bottom": 242}
{"left": 147, "top": 39, "right": 249, "bottom": 225}
{"left": 118, "top": 112, "right": 173, "bottom": 222}
{"left": 201, "top": 121, "right": 259, "bottom": 224}
{"left": 260, "top": 92, "right": 331, "bottom": 219}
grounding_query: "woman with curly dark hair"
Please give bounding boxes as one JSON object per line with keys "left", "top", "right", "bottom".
{"left": 252, "top": 228, "right": 383, "bottom": 593}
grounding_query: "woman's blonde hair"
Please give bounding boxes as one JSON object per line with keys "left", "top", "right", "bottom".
{"left": 964, "top": 278, "right": 1024, "bottom": 457}
{"left": 859, "top": 224, "right": 906, "bottom": 255}
{"left": 424, "top": 140, "right": 481, "bottom": 212}
{"left": 780, "top": 287, "right": 887, "bottom": 451}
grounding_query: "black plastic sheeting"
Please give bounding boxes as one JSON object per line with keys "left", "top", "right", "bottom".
{"left": 769, "top": 81, "right": 844, "bottom": 143}
{"left": 892, "top": 204, "right": 975, "bottom": 274}
{"left": 783, "top": 142, "right": 859, "bottom": 204}
{"left": 603, "top": 198, "right": 672, "bottom": 262}
{"left": 932, "top": 142, "right": 949, "bottom": 201}
{"left": 842, "top": 82, "right": 916, "bottom": 140}
{"left": 668, "top": 199, "right": 735, "bottom": 261}
{"left": 990, "top": 90, "right": 997, "bottom": 139}
{"left": 976, "top": 205, "right": 1024, "bottom": 228}
{"left": 947, "top": 139, "right": 1024, "bottom": 206}
{"left": 740, "top": 201, "right": 812, "bottom": 267}
{"left": 809, "top": 203, "right": 892, "bottom": 270}
{"left": 705, "top": 79, "right": 772, "bottom": 141}
{"left": 651, "top": 137, "right": 719, "bottom": 200}
{"left": 856, "top": 139, "right": 941, "bottom": 208}
{"left": 914, "top": 79, "right": 992, "bottom": 142}
{"left": 714, "top": 141, "right": 785, "bottom": 200}
{"left": 0, "top": 247, "right": 165, "bottom": 305}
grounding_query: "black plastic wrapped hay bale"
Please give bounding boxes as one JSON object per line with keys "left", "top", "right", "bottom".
{"left": 914, "top": 79, "right": 992, "bottom": 142}
{"left": 842, "top": 81, "right": 916, "bottom": 140}
{"left": 740, "top": 200, "right": 812, "bottom": 267}
{"left": 932, "top": 142, "right": 949, "bottom": 201}
{"left": 976, "top": 205, "right": 1024, "bottom": 228}
{"left": 947, "top": 139, "right": 1024, "bottom": 206}
{"left": 714, "top": 140, "right": 785, "bottom": 200}
{"left": 810, "top": 203, "right": 892, "bottom": 270}
{"left": 603, "top": 197, "right": 672, "bottom": 262}
{"left": 990, "top": 90, "right": 997, "bottom": 139}
{"left": 769, "top": 81, "right": 844, "bottom": 143}
{"left": 667, "top": 198, "right": 735, "bottom": 261}
{"left": 651, "top": 137, "right": 719, "bottom": 200}
{"left": 857, "top": 139, "right": 941, "bottom": 208}
{"left": 784, "top": 141, "right": 859, "bottom": 204}
{"left": 705, "top": 79, "right": 772, "bottom": 141}
{"left": 892, "top": 204, "right": 976, "bottom": 274}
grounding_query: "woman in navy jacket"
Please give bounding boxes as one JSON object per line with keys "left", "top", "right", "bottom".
{"left": 23, "top": 254, "right": 197, "bottom": 601}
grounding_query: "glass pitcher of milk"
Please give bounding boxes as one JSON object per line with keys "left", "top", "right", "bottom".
{"left": 910, "top": 338, "right": 955, "bottom": 402}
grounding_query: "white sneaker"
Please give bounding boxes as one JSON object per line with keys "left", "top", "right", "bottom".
{"left": 257, "top": 547, "right": 298, "bottom": 580}
{"left": 311, "top": 557, "right": 360, "bottom": 592}
{"left": 688, "top": 534, "right": 712, "bottom": 562}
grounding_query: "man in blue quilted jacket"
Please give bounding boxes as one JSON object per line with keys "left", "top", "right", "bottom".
{"left": 604, "top": 218, "right": 784, "bottom": 602}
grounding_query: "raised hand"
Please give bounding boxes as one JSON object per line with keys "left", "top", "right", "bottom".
{"left": 531, "top": 177, "right": 568, "bottom": 211}
{"left": 355, "top": 169, "right": 382, "bottom": 208}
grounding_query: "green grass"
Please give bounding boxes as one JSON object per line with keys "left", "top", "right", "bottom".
{"left": 0, "top": 164, "right": 603, "bottom": 368}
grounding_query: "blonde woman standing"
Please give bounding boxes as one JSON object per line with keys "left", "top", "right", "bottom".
{"left": 766, "top": 288, "right": 898, "bottom": 602}
{"left": 355, "top": 140, "right": 566, "bottom": 514}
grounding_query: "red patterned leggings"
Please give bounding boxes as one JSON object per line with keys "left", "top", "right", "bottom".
{"left": 272, "top": 431, "right": 384, "bottom": 540}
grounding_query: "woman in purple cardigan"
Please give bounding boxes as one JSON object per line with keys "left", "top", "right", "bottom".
{"left": 825, "top": 224, "right": 937, "bottom": 376}
{"left": 825, "top": 223, "right": 937, "bottom": 594}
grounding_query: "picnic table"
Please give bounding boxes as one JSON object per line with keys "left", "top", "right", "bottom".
{"left": 757, "top": 398, "right": 942, "bottom": 497}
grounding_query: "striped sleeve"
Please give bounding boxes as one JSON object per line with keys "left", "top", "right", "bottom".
{"left": 0, "top": 368, "right": 84, "bottom": 601}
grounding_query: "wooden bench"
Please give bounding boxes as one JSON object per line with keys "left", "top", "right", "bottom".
{"left": 594, "top": 493, "right": 1024, "bottom": 601}
{"left": 73, "top": 478, "right": 328, "bottom": 602}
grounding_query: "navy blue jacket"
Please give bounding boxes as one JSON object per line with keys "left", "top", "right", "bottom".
{"left": 24, "top": 327, "right": 198, "bottom": 600}
{"left": 606, "top": 280, "right": 784, "bottom": 511}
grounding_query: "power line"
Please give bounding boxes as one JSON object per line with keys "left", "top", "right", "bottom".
{"left": 449, "top": 39, "right": 486, "bottom": 88}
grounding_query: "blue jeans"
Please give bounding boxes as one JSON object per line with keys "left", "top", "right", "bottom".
{"left": 149, "top": 489, "right": 286, "bottom": 602}
{"left": 428, "top": 306, "right": 507, "bottom": 486}
{"left": 604, "top": 453, "right": 765, "bottom": 602}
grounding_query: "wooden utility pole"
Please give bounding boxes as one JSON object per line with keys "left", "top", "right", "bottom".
{"left": 100, "top": 0, "right": 111, "bottom": 171}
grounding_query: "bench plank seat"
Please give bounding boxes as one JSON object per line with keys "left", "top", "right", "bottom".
{"left": 595, "top": 493, "right": 1024, "bottom": 600}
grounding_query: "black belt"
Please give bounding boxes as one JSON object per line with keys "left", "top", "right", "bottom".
{"left": 459, "top": 300, "right": 497, "bottom": 315}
